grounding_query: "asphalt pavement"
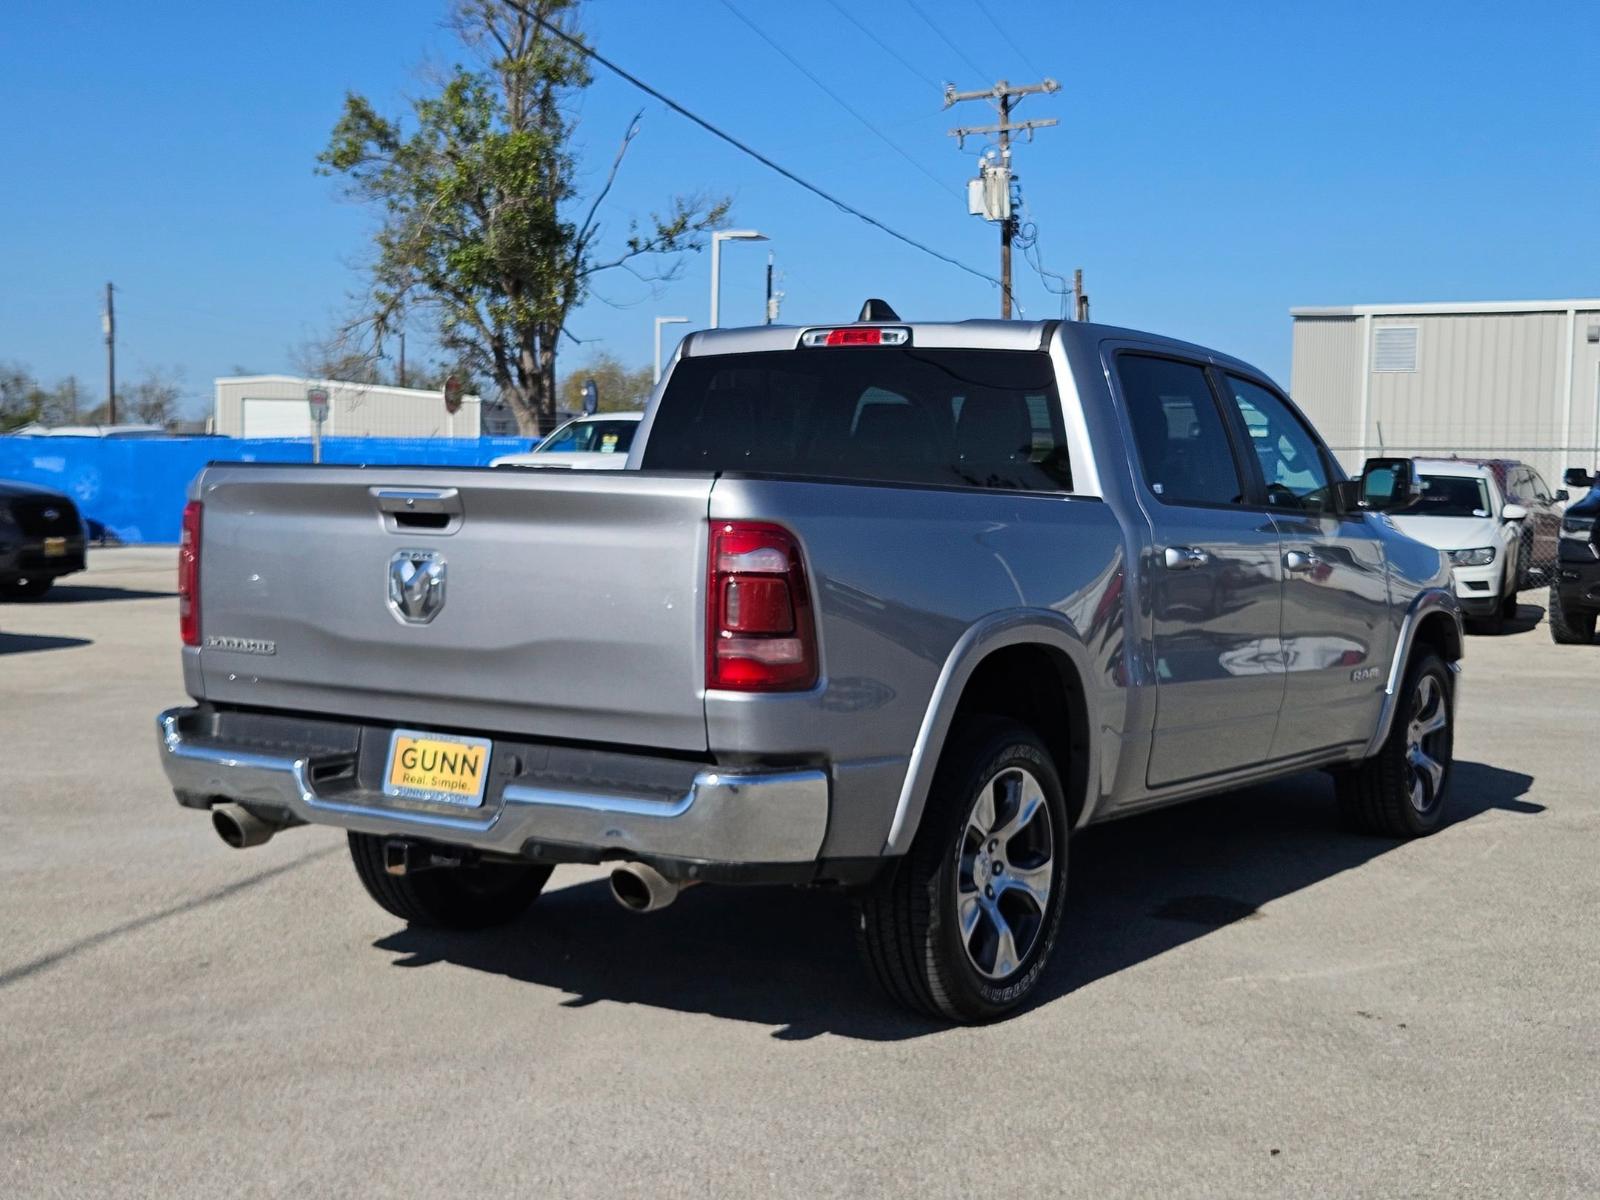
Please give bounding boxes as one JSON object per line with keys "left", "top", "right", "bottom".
{"left": 2, "top": 547, "right": 1596, "bottom": 1198}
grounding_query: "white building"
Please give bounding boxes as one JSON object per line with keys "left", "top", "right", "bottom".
{"left": 1290, "top": 300, "right": 1600, "bottom": 482}
{"left": 213, "top": 375, "right": 484, "bottom": 439}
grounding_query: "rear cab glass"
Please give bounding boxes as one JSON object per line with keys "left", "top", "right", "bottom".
{"left": 643, "top": 347, "right": 1071, "bottom": 492}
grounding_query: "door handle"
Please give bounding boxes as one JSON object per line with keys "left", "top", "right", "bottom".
{"left": 1163, "top": 546, "right": 1210, "bottom": 570}
{"left": 1284, "top": 550, "right": 1321, "bottom": 573}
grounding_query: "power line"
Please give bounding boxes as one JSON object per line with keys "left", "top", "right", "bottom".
{"left": 716, "top": 0, "right": 960, "bottom": 200}
{"left": 502, "top": 1, "right": 1011, "bottom": 301}
{"left": 821, "top": 0, "right": 944, "bottom": 90}
{"left": 902, "top": 0, "right": 990, "bottom": 81}
{"left": 969, "top": 0, "right": 1045, "bottom": 78}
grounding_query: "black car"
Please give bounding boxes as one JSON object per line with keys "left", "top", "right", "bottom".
{"left": 0, "top": 479, "right": 87, "bottom": 599}
{"left": 1550, "top": 468, "right": 1600, "bottom": 643}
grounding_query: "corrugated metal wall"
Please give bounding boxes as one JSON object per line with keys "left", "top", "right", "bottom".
{"left": 214, "top": 377, "right": 482, "bottom": 439}
{"left": 1289, "top": 317, "right": 1362, "bottom": 451}
{"left": 1291, "top": 307, "right": 1600, "bottom": 484}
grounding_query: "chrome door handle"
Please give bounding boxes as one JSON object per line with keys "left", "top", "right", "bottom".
{"left": 1284, "top": 550, "right": 1321, "bottom": 573}
{"left": 1163, "top": 546, "right": 1210, "bottom": 570}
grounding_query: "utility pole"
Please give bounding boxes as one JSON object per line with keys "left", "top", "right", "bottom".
{"left": 764, "top": 251, "right": 784, "bottom": 325}
{"left": 102, "top": 282, "right": 116, "bottom": 424}
{"left": 946, "top": 79, "right": 1059, "bottom": 319}
{"left": 397, "top": 328, "right": 407, "bottom": 388}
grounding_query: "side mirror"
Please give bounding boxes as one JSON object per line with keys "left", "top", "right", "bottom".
{"left": 1555, "top": 489, "right": 1570, "bottom": 503}
{"left": 1564, "top": 467, "right": 1594, "bottom": 489}
{"left": 1358, "top": 457, "right": 1416, "bottom": 511}
{"left": 1501, "top": 502, "right": 1529, "bottom": 522}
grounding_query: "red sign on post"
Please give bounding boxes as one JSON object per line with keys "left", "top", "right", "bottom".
{"left": 306, "top": 386, "right": 330, "bottom": 423}
{"left": 443, "top": 375, "right": 463, "bottom": 415}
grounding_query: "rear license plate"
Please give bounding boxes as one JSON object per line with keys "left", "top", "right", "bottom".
{"left": 383, "top": 729, "right": 492, "bottom": 808}
{"left": 42, "top": 537, "right": 67, "bottom": 558}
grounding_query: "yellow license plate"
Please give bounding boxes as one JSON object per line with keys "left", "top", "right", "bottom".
{"left": 382, "top": 729, "right": 492, "bottom": 808}
{"left": 43, "top": 537, "right": 67, "bottom": 558}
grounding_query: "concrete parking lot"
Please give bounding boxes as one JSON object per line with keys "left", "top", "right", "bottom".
{"left": 2, "top": 547, "right": 1596, "bottom": 1198}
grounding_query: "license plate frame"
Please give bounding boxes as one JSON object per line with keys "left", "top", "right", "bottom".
{"left": 382, "top": 728, "right": 493, "bottom": 808}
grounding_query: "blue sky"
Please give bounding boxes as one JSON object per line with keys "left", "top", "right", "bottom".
{"left": 2, "top": 0, "right": 1595, "bottom": 418}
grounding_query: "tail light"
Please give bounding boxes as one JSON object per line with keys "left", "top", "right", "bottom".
{"left": 707, "top": 521, "right": 817, "bottom": 691}
{"left": 179, "top": 500, "right": 202, "bottom": 646}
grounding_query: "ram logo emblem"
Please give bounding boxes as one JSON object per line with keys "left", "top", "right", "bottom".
{"left": 388, "top": 549, "right": 447, "bottom": 625}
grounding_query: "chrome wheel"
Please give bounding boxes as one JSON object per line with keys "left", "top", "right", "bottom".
{"left": 955, "top": 766, "right": 1055, "bottom": 980}
{"left": 1404, "top": 674, "right": 1449, "bottom": 814}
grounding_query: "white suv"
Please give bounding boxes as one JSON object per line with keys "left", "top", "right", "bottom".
{"left": 1384, "top": 459, "right": 1525, "bottom": 632}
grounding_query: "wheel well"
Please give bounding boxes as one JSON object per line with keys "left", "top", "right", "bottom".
{"left": 949, "top": 644, "right": 1091, "bottom": 828}
{"left": 1412, "top": 609, "right": 1463, "bottom": 664}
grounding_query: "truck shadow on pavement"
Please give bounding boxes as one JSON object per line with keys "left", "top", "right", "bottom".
{"left": 21, "top": 583, "right": 176, "bottom": 604}
{"left": 373, "top": 759, "right": 1540, "bottom": 1041}
{"left": 0, "top": 632, "right": 93, "bottom": 656}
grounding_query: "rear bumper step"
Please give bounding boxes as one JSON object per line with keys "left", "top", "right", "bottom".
{"left": 156, "top": 706, "right": 830, "bottom": 865}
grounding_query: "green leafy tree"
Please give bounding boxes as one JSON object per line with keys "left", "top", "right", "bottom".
{"left": 559, "top": 349, "right": 653, "bottom": 413}
{"left": 318, "top": 0, "right": 728, "bottom": 434}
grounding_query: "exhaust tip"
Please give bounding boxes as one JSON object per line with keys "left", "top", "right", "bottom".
{"left": 607, "top": 862, "right": 687, "bottom": 914}
{"left": 609, "top": 868, "right": 654, "bottom": 911}
{"left": 211, "top": 803, "right": 275, "bottom": 850}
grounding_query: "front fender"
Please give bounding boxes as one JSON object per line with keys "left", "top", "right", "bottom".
{"left": 1363, "top": 586, "right": 1463, "bottom": 757}
{"left": 882, "top": 608, "right": 1102, "bottom": 855}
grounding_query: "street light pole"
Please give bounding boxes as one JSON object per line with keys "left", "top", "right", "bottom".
{"left": 654, "top": 316, "right": 690, "bottom": 385}
{"left": 710, "top": 229, "right": 768, "bottom": 328}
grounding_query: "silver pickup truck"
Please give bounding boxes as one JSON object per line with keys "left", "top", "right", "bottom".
{"left": 157, "top": 312, "right": 1462, "bottom": 1021}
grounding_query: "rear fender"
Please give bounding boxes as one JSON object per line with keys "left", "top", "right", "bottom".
{"left": 882, "top": 609, "right": 1100, "bottom": 854}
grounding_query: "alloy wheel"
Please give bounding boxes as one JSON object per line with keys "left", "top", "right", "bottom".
{"left": 955, "top": 766, "right": 1055, "bottom": 980}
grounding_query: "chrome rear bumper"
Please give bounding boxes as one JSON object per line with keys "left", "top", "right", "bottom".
{"left": 156, "top": 707, "right": 829, "bottom": 864}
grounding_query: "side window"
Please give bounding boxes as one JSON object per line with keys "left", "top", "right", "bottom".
{"left": 1528, "top": 468, "right": 1552, "bottom": 502}
{"left": 540, "top": 423, "right": 579, "bottom": 453}
{"left": 1223, "top": 376, "right": 1332, "bottom": 511}
{"left": 1116, "top": 355, "right": 1243, "bottom": 506}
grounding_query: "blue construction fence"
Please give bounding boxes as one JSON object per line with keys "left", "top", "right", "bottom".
{"left": 0, "top": 436, "right": 536, "bottom": 543}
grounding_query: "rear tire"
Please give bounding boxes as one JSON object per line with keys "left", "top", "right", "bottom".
{"left": 1337, "top": 652, "right": 1454, "bottom": 838}
{"left": 0, "top": 576, "right": 53, "bottom": 600}
{"left": 1548, "top": 582, "right": 1596, "bottom": 645}
{"left": 347, "top": 833, "right": 552, "bottom": 929}
{"left": 857, "top": 717, "right": 1069, "bottom": 1023}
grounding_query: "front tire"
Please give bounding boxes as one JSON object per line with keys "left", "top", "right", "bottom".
{"left": 0, "top": 576, "right": 53, "bottom": 600}
{"left": 1337, "top": 652, "right": 1454, "bottom": 838}
{"left": 857, "top": 718, "right": 1069, "bottom": 1023}
{"left": 1548, "top": 583, "right": 1596, "bottom": 645}
{"left": 347, "top": 833, "right": 552, "bottom": 929}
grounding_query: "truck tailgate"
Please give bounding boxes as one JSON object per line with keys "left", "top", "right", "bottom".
{"left": 193, "top": 465, "right": 713, "bottom": 752}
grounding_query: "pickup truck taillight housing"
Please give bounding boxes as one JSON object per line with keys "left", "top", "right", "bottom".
{"left": 707, "top": 521, "right": 817, "bottom": 691}
{"left": 178, "top": 500, "right": 202, "bottom": 646}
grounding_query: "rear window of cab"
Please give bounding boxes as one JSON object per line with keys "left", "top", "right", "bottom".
{"left": 642, "top": 348, "right": 1072, "bottom": 492}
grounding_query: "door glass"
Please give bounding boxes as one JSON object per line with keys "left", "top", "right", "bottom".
{"left": 1223, "top": 376, "right": 1331, "bottom": 511}
{"left": 1116, "top": 356, "right": 1243, "bottom": 505}
{"left": 1528, "top": 469, "right": 1552, "bottom": 502}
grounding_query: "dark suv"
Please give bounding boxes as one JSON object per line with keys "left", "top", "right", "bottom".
{"left": 1550, "top": 468, "right": 1600, "bottom": 644}
{"left": 0, "top": 480, "right": 87, "bottom": 599}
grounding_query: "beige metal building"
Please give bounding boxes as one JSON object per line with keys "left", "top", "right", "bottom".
{"left": 213, "top": 375, "right": 483, "bottom": 439}
{"left": 1289, "top": 300, "right": 1600, "bottom": 483}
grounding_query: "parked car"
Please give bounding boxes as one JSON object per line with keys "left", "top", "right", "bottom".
{"left": 156, "top": 311, "right": 1463, "bottom": 1022}
{"left": 1462, "top": 458, "right": 1566, "bottom": 586}
{"left": 490, "top": 411, "right": 643, "bottom": 469}
{"left": 1548, "top": 467, "right": 1600, "bottom": 644}
{"left": 1367, "top": 459, "right": 1524, "bottom": 633}
{"left": 0, "top": 479, "right": 87, "bottom": 599}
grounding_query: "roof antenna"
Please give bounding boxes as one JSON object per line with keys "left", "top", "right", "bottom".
{"left": 858, "top": 298, "right": 900, "bottom": 322}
